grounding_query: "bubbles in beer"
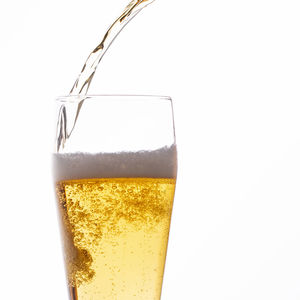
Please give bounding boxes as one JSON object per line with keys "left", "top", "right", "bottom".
{"left": 54, "top": 149, "right": 176, "bottom": 299}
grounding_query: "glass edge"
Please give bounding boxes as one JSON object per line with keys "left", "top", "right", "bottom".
{"left": 55, "top": 94, "right": 173, "bottom": 103}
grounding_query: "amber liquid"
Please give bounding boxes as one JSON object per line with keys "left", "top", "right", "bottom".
{"left": 69, "top": 0, "right": 155, "bottom": 96}
{"left": 56, "top": 178, "right": 175, "bottom": 300}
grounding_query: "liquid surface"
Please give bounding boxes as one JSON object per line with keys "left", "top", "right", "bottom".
{"left": 56, "top": 177, "right": 175, "bottom": 300}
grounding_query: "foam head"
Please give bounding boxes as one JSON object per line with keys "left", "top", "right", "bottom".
{"left": 53, "top": 146, "right": 177, "bottom": 182}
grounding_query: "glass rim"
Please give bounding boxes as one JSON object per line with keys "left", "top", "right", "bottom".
{"left": 55, "top": 94, "right": 172, "bottom": 103}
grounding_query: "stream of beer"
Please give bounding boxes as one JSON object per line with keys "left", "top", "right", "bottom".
{"left": 56, "top": 0, "right": 155, "bottom": 152}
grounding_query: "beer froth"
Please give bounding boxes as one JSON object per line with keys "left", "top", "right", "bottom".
{"left": 53, "top": 146, "right": 177, "bottom": 182}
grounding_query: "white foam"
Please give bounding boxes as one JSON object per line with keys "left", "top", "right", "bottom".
{"left": 53, "top": 146, "right": 177, "bottom": 182}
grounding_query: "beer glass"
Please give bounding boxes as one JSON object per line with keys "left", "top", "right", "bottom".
{"left": 53, "top": 95, "right": 177, "bottom": 300}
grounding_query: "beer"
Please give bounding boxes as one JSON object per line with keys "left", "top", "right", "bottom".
{"left": 53, "top": 148, "right": 177, "bottom": 299}
{"left": 70, "top": 0, "right": 155, "bottom": 96}
{"left": 56, "top": 177, "right": 175, "bottom": 299}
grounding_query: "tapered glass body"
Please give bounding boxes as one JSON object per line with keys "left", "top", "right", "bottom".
{"left": 52, "top": 95, "right": 177, "bottom": 300}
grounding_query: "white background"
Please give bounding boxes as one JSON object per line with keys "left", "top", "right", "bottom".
{"left": 1, "top": 0, "right": 300, "bottom": 299}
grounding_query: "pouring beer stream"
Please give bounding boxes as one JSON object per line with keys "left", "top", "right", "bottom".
{"left": 53, "top": 1, "right": 177, "bottom": 299}
{"left": 56, "top": 0, "right": 155, "bottom": 152}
